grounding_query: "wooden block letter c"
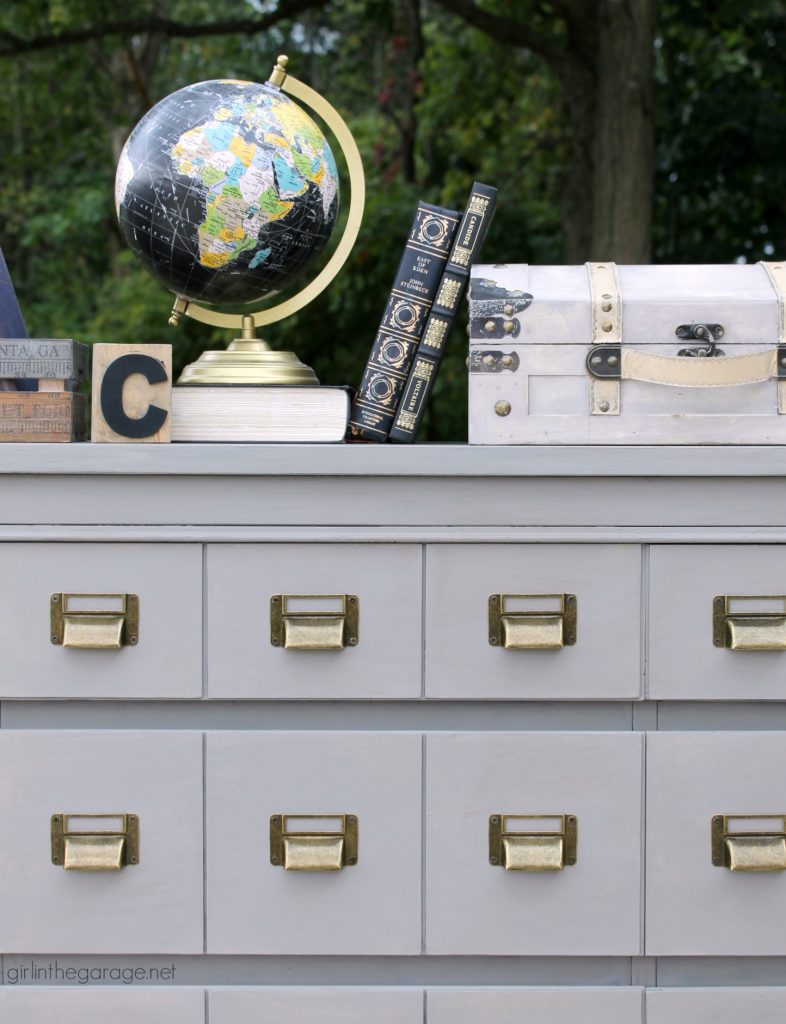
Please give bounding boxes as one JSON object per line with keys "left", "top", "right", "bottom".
{"left": 100, "top": 353, "right": 169, "bottom": 439}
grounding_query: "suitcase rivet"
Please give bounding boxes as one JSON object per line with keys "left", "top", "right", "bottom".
{"left": 503, "top": 321, "right": 514, "bottom": 333}
{"left": 599, "top": 402, "right": 611, "bottom": 413}
{"left": 602, "top": 322, "right": 613, "bottom": 332}
{"left": 607, "top": 355, "right": 619, "bottom": 367}
{"left": 602, "top": 301, "right": 613, "bottom": 312}
{"left": 501, "top": 355, "right": 513, "bottom": 367}
{"left": 483, "top": 355, "right": 495, "bottom": 366}
{"left": 494, "top": 400, "right": 512, "bottom": 417}
{"left": 484, "top": 320, "right": 495, "bottom": 332}
{"left": 503, "top": 304, "right": 514, "bottom": 316}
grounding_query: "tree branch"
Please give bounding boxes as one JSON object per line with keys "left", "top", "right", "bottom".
{"left": 430, "top": 0, "right": 568, "bottom": 71}
{"left": 0, "top": 0, "right": 329, "bottom": 59}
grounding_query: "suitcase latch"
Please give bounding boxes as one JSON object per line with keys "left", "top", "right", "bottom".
{"left": 676, "top": 323, "right": 725, "bottom": 357}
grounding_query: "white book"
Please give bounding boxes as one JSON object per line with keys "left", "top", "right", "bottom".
{"left": 171, "top": 386, "right": 350, "bottom": 442}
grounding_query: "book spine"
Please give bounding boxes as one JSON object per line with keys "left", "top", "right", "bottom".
{"left": 388, "top": 183, "right": 498, "bottom": 444}
{"left": 0, "top": 244, "right": 33, "bottom": 392}
{"left": 346, "top": 201, "right": 461, "bottom": 442}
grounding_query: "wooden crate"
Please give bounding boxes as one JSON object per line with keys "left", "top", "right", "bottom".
{"left": 0, "top": 392, "right": 88, "bottom": 442}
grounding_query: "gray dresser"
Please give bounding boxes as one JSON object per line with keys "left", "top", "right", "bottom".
{"left": 2, "top": 443, "right": 786, "bottom": 1022}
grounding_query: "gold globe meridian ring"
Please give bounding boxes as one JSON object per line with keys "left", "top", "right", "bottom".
{"left": 174, "top": 63, "right": 365, "bottom": 386}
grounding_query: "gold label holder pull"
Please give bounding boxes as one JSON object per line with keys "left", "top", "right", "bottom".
{"left": 489, "top": 594, "right": 576, "bottom": 650}
{"left": 712, "top": 814, "right": 786, "bottom": 871}
{"left": 713, "top": 595, "right": 786, "bottom": 651}
{"left": 489, "top": 814, "right": 577, "bottom": 871}
{"left": 270, "top": 813, "right": 358, "bottom": 871}
{"left": 51, "top": 813, "right": 140, "bottom": 871}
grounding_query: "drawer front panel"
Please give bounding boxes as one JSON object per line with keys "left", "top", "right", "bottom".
{"left": 207, "top": 544, "right": 422, "bottom": 698}
{"left": 0, "top": 543, "right": 202, "bottom": 699}
{"left": 206, "top": 731, "right": 422, "bottom": 953}
{"left": 0, "top": 731, "right": 204, "bottom": 953}
{"left": 210, "top": 988, "right": 423, "bottom": 1023}
{"left": 647, "top": 733, "right": 786, "bottom": 954}
{"left": 650, "top": 545, "right": 786, "bottom": 699}
{"left": 647, "top": 988, "right": 786, "bottom": 1023}
{"left": 0, "top": 989, "right": 205, "bottom": 1024}
{"left": 425, "top": 732, "right": 643, "bottom": 954}
{"left": 425, "top": 544, "right": 641, "bottom": 699}
{"left": 428, "top": 988, "right": 643, "bottom": 1023}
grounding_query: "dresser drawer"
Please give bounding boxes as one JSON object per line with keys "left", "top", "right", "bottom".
{"left": 647, "top": 732, "right": 786, "bottom": 954}
{"left": 650, "top": 545, "right": 786, "bottom": 699}
{"left": 0, "top": 730, "right": 204, "bottom": 953}
{"left": 209, "top": 988, "right": 423, "bottom": 1023}
{"left": 425, "top": 544, "right": 641, "bottom": 699}
{"left": 206, "top": 544, "right": 422, "bottom": 698}
{"left": 428, "top": 988, "right": 643, "bottom": 1024}
{"left": 0, "top": 988, "right": 205, "bottom": 1024}
{"left": 647, "top": 988, "right": 786, "bottom": 1023}
{"left": 0, "top": 543, "right": 202, "bottom": 699}
{"left": 425, "top": 732, "right": 643, "bottom": 954}
{"left": 206, "top": 731, "right": 422, "bottom": 953}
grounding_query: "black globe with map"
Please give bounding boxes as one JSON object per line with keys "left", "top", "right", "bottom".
{"left": 115, "top": 78, "right": 340, "bottom": 309}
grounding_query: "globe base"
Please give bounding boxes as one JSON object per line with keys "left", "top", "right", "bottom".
{"left": 177, "top": 339, "right": 320, "bottom": 386}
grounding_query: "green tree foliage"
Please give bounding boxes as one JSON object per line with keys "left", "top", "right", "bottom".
{"left": 0, "top": 0, "right": 785, "bottom": 440}
{"left": 654, "top": 0, "right": 786, "bottom": 264}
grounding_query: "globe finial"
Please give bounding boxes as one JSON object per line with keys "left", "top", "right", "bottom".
{"left": 168, "top": 296, "right": 187, "bottom": 328}
{"left": 269, "top": 54, "right": 289, "bottom": 88}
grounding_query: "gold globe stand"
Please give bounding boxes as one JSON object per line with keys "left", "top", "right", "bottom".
{"left": 172, "top": 55, "right": 365, "bottom": 386}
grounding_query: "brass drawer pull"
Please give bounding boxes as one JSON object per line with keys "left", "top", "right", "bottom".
{"left": 270, "top": 814, "right": 358, "bottom": 871}
{"left": 50, "top": 593, "right": 139, "bottom": 649}
{"left": 489, "top": 594, "right": 577, "bottom": 649}
{"left": 51, "top": 813, "right": 140, "bottom": 871}
{"left": 270, "top": 594, "right": 358, "bottom": 650}
{"left": 713, "top": 595, "right": 786, "bottom": 650}
{"left": 712, "top": 814, "right": 786, "bottom": 871}
{"left": 489, "top": 813, "right": 577, "bottom": 871}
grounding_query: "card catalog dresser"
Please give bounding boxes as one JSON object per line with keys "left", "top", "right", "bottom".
{"left": 3, "top": 443, "right": 786, "bottom": 1022}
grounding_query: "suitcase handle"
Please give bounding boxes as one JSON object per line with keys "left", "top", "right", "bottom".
{"left": 588, "top": 346, "right": 783, "bottom": 388}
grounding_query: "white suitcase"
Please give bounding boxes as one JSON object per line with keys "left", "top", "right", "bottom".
{"left": 468, "top": 261, "right": 786, "bottom": 444}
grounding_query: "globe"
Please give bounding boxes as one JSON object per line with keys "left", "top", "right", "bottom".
{"left": 115, "top": 78, "right": 340, "bottom": 309}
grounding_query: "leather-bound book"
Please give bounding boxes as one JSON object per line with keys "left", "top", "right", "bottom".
{"left": 388, "top": 183, "right": 497, "bottom": 444}
{"left": 346, "top": 200, "right": 461, "bottom": 442}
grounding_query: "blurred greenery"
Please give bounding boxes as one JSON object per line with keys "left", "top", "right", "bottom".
{"left": 1, "top": 0, "right": 785, "bottom": 440}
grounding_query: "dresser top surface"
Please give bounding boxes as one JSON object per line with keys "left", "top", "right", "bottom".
{"left": 0, "top": 443, "right": 784, "bottom": 478}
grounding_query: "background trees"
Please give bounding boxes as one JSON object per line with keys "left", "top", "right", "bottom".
{"left": 1, "top": 0, "right": 785, "bottom": 440}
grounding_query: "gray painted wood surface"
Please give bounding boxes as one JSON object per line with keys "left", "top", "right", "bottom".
{"left": 425, "top": 732, "right": 643, "bottom": 955}
{"left": 0, "top": 731, "right": 203, "bottom": 954}
{"left": 209, "top": 987, "right": 423, "bottom": 1023}
{"left": 206, "top": 732, "right": 422, "bottom": 954}
{"left": 0, "top": 543, "right": 202, "bottom": 699}
{"left": 0, "top": 988, "right": 205, "bottom": 1023}
{"left": 1, "top": 445, "right": 786, "bottom": 1007}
